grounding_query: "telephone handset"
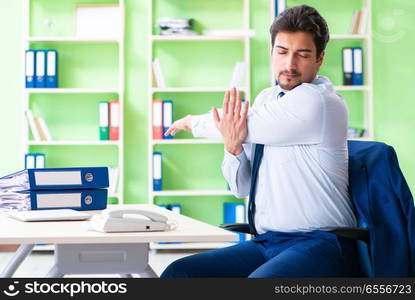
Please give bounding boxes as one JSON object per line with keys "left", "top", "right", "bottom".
{"left": 89, "top": 208, "right": 173, "bottom": 233}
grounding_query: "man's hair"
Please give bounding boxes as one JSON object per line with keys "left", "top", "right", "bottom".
{"left": 270, "top": 5, "right": 329, "bottom": 57}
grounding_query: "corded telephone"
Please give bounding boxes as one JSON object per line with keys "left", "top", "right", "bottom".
{"left": 89, "top": 208, "right": 174, "bottom": 232}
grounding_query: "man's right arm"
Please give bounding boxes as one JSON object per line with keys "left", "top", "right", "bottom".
{"left": 221, "top": 144, "right": 252, "bottom": 199}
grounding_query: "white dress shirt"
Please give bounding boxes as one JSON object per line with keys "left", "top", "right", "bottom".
{"left": 191, "top": 76, "right": 357, "bottom": 233}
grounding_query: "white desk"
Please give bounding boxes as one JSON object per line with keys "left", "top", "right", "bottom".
{"left": 0, "top": 204, "right": 238, "bottom": 277}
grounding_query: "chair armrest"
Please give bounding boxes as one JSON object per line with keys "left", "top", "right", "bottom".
{"left": 219, "top": 223, "right": 251, "bottom": 234}
{"left": 328, "top": 227, "right": 370, "bottom": 243}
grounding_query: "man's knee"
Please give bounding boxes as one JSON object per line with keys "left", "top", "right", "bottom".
{"left": 160, "top": 257, "right": 193, "bottom": 278}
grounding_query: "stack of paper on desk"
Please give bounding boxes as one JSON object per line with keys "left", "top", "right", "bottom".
{"left": 0, "top": 167, "right": 109, "bottom": 211}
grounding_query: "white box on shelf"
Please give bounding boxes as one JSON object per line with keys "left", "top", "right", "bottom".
{"left": 75, "top": 4, "right": 121, "bottom": 39}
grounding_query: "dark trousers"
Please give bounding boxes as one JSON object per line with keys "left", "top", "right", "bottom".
{"left": 160, "top": 230, "right": 362, "bottom": 278}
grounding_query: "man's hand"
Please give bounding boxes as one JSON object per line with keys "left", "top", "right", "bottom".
{"left": 212, "top": 88, "right": 249, "bottom": 155}
{"left": 164, "top": 114, "right": 193, "bottom": 136}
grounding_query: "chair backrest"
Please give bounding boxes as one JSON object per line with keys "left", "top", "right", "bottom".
{"left": 347, "top": 140, "right": 415, "bottom": 277}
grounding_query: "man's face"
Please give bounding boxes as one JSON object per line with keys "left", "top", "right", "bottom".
{"left": 271, "top": 31, "right": 324, "bottom": 91}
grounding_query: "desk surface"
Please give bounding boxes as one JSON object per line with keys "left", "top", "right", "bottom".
{"left": 0, "top": 204, "right": 238, "bottom": 244}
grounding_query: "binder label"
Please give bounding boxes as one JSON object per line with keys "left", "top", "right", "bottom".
{"left": 34, "top": 171, "right": 82, "bottom": 186}
{"left": 36, "top": 193, "right": 81, "bottom": 208}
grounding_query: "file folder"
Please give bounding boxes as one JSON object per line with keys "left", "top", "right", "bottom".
{"left": 152, "top": 99, "right": 163, "bottom": 139}
{"left": 46, "top": 50, "right": 58, "bottom": 88}
{"left": 35, "top": 153, "right": 45, "bottom": 168}
{"left": 24, "top": 188, "right": 107, "bottom": 211}
{"left": 99, "top": 101, "right": 109, "bottom": 140}
{"left": 0, "top": 167, "right": 109, "bottom": 192}
{"left": 162, "top": 100, "right": 173, "bottom": 139}
{"left": 342, "top": 47, "right": 353, "bottom": 85}
{"left": 25, "top": 154, "right": 36, "bottom": 169}
{"left": 25, "top": 153, "right": 45, "bottom": 169}
{"left": 152, "top": 152, "right": 162, "bottom": 191}
{"left": 35, "top": 50, "right": 46, "bottom": 88}
{"left": 224, "top": 202, "right": 246, "bottom": 242}
{"left": 352, "top": 47, "right": 363, "bottom": 85}
{"left": 25, "top": 50, "right": 36, "bottom": 88}
{"left": 109, "top": 100, "right": 119, "bottom": 140}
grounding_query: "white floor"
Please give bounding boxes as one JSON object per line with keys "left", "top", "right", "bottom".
{"left": 0, "top": 248, "right": 202, "bottom": 277}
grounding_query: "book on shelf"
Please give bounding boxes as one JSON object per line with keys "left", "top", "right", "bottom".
{"left": 349, "top": 9, "right": 367, "bottom": 35}
{"left": 35, "top": 117, "right": 52, "bottom": 141}
{"left": 202, "top": 29, "right": 255, "bottom": 38}
{"left": 229, "top": 61, "right": 246, "bottom": 88}
{"left": 152, "top": 58, "right": 166, "bottom": 88}
{"left": 25, "top": 110, "right": 40, "bottom": 141}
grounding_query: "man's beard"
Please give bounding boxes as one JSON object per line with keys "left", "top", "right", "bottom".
{"left": 277, "top": 71, "right": 302, "bottom": 91}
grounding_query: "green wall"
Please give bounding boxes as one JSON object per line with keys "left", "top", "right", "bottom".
{"left": 1, "top": 0, "right": 414, "bottom": 224}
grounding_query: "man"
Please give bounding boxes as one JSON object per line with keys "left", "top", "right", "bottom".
{"left": 161, "top": 5, "right": 361, "bottom": 277}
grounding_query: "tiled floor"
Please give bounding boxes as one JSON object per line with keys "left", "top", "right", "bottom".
{"left": 0, "top": 249, "right": 201, "bottom": 277}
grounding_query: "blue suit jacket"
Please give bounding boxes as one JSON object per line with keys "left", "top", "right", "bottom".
{"left": 348, "top": 141, "right": 415, "bottom": 277}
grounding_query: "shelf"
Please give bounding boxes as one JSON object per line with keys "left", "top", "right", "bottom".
{"left": 25, "top": 88, "right": 120, "bottom": 94}
{"left": 153, "top": 190, "right": 234, "bottom": 197}
{"left": 330, "top": 34, "right": 369, "bottom": 40}
{"left": 151, "top": 242, "right": 236, "bottom": 250}
{"left": 152, "top": 87, "right": 246, "bottom": 93}
{"left": 28, "top": 141, "right": 120, "bottom": 146}
{"left": 151, "top": 35, "right": 250, "bottom": 41}
{"left": 153, "top": 139, "right": 223, "bottom": 145}
{"left": 334, "top": 85, "right": 370, "bottom": 91}
{"left": 27, "top": 37, "right": 120, "bottom": 43}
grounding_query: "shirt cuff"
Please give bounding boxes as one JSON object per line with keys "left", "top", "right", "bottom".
{"left": 223, "top": 149, "right": 248, "bottom": 165}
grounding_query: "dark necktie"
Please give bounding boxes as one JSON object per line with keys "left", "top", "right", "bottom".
{"left": 247, "top": 91, "right": 285, "bottom": 235}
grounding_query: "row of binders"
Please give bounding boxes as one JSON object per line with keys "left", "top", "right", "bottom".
{"left": 152, "top": 100, "right": 173, "bottom": 139}
{"left": 25, "top": 110, "right": 52, "bottom": 141}
{"left": 342, "top": 47, "right": 363, "bottom": 86}
{"left": 25, "top": 49, "right": 58, "bottom": 88}
{"left": 99, "top": 100, "right": 120, "bottom": 141}
{"left": 0, "top": 167, "right": 109, "bottom": 211}
{"left": 24, "top": 153, "right": 120, "bottom": 196}
{"left": 25, "top": 153, "right": 45, "bottom": 169}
